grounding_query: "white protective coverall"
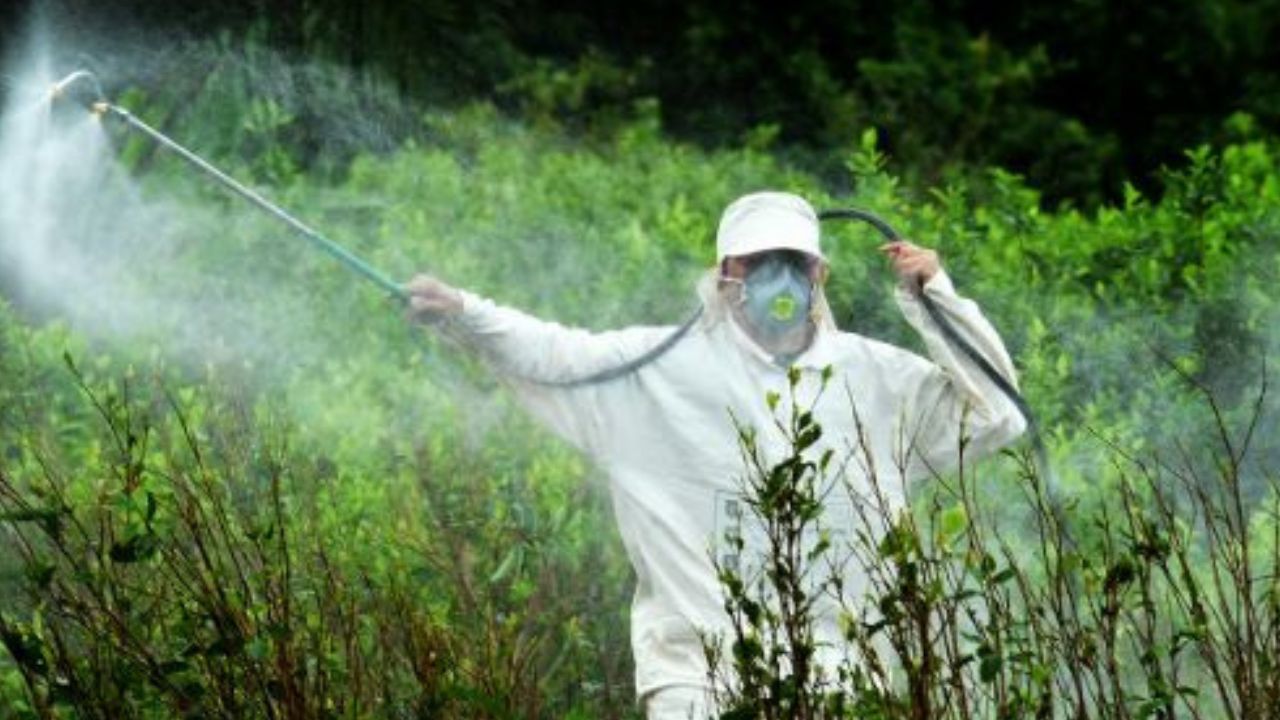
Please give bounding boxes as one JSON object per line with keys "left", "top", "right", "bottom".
{"left": 440, "top": 265, "right": 1026, "bottom": 717}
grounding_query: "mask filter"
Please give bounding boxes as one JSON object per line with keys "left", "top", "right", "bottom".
{"left": 737, "top": 253, "right": 814, "bottom": 346}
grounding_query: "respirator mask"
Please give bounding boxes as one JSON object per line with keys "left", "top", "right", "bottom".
{"left": 724, "top": 250, "right": 819, "bottom": 356}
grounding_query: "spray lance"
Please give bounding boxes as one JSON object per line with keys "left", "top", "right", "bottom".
{"left": 50, "top": 70, "right": 1069, "bottom": 538}
{"left": 47, "top": 69, "right": 407, "bottom": 300}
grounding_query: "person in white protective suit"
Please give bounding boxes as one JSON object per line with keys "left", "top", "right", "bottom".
{"left": 405, "top": 191, "right": 1026, "bottom": 719}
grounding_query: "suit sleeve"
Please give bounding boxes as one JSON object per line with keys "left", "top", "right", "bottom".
{"left": 438, "top": 290, "right": 668, "bottom": 456}
{"left": 889, "top": 270, "right": 1027, "bottom": 479}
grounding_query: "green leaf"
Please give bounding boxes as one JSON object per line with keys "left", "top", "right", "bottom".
{"left": 940, "top": 505, "right": 968, "bottom": 541}
{"left": 989, "top": 567, "right": 1017, "bottom": 585}
{"left": 489, "top": 546, "right": 523, "bottom": 584}
{"left": 796, "top": 426, "right": 822, "bottom": 452}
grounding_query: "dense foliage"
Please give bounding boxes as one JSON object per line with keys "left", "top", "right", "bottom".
{"left": 6, "top": 0, "right": 1280, "bottom": 206}
{"left": 0, "top": 37, "right": 1278, "bottom": 719}
{"left": 709, "top": 368, "right": 1279, "bottom": 718}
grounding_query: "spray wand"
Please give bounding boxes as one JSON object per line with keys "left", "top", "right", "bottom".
{"left": 49, "top": 70, "right": 407, "bottom": 300}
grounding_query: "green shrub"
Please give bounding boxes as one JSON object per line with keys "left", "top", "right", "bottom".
{"left": 709, "top": 367, "right": 1277, "bottom": 719}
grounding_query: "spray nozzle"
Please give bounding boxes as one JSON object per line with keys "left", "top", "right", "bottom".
{"left": 48, "top": 70, "right": 106, "bottom": 112}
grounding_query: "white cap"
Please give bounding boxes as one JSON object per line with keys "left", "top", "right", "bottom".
{"left": 715, "top": 191, "right": 822, "bottom": 263}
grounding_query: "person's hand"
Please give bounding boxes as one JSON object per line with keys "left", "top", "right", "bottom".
{"left": 405, "top": 274, "right": 464, "bottom": 324}
{"left": 879, "top": 240, "right": 940, "bottom": 292}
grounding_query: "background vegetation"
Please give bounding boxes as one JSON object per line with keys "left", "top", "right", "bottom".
{"left": 0, "top": 2, "right": 1278, "bottom": 717}
{"left": 6, "top": 0, "right": 1280, "bottom": 207}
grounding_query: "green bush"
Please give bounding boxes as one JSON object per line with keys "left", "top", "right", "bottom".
{"left": 709, "top": 365, "right": 1278, "bottom": 719}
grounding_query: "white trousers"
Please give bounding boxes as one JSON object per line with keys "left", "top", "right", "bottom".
{"left": 642, "top": 684, "right": 717, "bottom": 720}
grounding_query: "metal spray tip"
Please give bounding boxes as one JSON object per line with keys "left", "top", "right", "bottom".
{"left": 47, "top": 70, "right": 105, "bottom": 111}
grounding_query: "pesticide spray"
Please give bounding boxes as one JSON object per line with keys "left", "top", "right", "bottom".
{"left": 1, "top": 62, "right": 143, "bottom": 330}
{"left": 46, "top": 69, "right": 406, "bottom": 300}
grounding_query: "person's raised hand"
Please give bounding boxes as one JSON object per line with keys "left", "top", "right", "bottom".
{"left": 405, "top": 274, "right": 464, "bottom": 324}
{"left": 879, "top": 240, "right": 940, "bottom": 293}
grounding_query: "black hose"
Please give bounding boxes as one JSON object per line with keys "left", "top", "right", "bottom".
{"left": 817, "top": 208, "right": 1038, "bottom": 429}
{"left": 540, "top": 306, "right": 704, "bottom": 387}
{"left": 818, "top": 208, "right": 1073, "bottom": 548}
